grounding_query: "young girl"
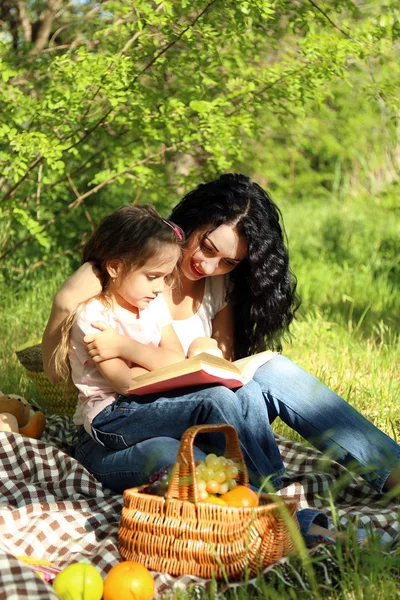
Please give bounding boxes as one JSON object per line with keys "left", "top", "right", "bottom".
{"left": 54, "top": 205, "right": 185, "bottom": 437}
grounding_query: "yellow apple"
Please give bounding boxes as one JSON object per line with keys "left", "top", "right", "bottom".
{"left": 52, "top": 562, "right": 103, "bottom": 600}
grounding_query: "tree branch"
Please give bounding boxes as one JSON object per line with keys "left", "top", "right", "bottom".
{"left": 8, "top": 128, "right": 139, "bottom": 210}
{"left": 1, "top": 154, "right": 43, "bottom": 205}
{"left": 36, "top": 163, "right": 43, "bottom": 220}
{"left": 133, "top": 0, "right": 219, "bottom": 83}
{"left": 227, "top": 64, "right": 311, "bottom": 117}
{"left": 53, "top": 0, "right": 75, "bottom": 21}
{"left": 31, "top": 42, "right": 84, "bottom": 54}
{"left": 68, "top": 175, "right": 95, "bottom": 232}
{"left": 78, "top": 5, "right": 162, "bottom": 131}
{"left": 16, "top": 0, "right": 32, "bottom": 42}
{"left": 30, "top": 0, "right": 63, "bottom": 53}
{"left": 307, "top": 0, "right": 357, "bottom": 42}
{"left": 12, "top": 236, "right": 88, "bottom": 274}
{"left": 306, "top": 0, "right": 387, "bottom": 104}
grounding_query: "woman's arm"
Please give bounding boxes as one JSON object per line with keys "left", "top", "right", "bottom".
{"left": 42, "top": 263, "right": 102, "bottom": 383}
{"left": 186, "top": 337, "right": 223, "bottom": 358}
{"left": 187, "top": 303, "right": 234, "bottom": 360}
{"left": 211, "top": 302, "right": 235, "bottom": 361}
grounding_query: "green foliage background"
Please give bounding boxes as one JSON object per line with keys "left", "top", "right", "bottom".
{"left": 0, "top": 0, "right": 399, "bottom": 279}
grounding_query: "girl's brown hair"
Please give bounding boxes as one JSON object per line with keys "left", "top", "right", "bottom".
{"left": 53, "top": 204, "right": 184, "bottom": 383}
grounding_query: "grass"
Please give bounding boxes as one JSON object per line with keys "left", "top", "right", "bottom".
{"left": 276, "top": 189, "right": 400, "bottom": 445}
{"left": 0, "top": 189, "right": 399, "bottom": 598}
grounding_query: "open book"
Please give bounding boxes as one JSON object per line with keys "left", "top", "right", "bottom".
{"left": 126, "top": 350, "right": 277, "bottom": 396}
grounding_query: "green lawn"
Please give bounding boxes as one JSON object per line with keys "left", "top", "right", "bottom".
{"left": 1, "top": 189, "right": 399, "bottom": 598}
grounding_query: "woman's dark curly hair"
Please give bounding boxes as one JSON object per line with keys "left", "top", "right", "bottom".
{"left": 170, "top": 173, "right": 300, "bottom": 359}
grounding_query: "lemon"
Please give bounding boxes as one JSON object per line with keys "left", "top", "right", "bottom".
{"left": 201, "top": 495, "right": 227, "bottom": 505}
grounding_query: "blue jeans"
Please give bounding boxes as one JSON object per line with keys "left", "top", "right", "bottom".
{"left": 74, "top": 355, "right": 400, "bottom": 495}
{"left": 253, "top": 355, "right": 400, "bottom": 492}
{"left": 84, "top": 380, "right": 286, "bottom": 490}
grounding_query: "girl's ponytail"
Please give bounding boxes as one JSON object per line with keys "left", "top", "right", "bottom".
{"left": 52, "top": 309, "right": 79, "bottom": 386}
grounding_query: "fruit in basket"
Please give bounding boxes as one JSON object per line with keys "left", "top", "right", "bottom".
{"left": 103, "top": 561, "right": 155, "bottom": 600}
{"left": 141, "top": 466, "right": 170, "bottom": 496}
{"left": 195, "top": 453, "right": 240, "bottom": 500}
{"left": 201, "top": 495, "right": 227, "bottom": 505}
{"left": 220, "top": 485, "right": 259, "bottom": 508}
{"left": 52, "top": 562, "right": 103, "bottom": 600}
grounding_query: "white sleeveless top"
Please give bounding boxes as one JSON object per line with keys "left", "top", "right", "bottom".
{"left": 172, "top": 275, "right": 229, "bottom": 356}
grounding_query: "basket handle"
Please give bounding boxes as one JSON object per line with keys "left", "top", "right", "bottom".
{"left": 165, "top": 423, "right": 249, "bottom": 503}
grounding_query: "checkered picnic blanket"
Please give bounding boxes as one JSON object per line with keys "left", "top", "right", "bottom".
{"left": 1, "top": 415, "right": 399, "bottom": 599}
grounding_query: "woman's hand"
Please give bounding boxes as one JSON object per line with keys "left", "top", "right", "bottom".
{"left": 187, "top": 337, "right": 224, "bottom": 359}
{"left": 84, "top": 321, "right": 128, "bottom": 362}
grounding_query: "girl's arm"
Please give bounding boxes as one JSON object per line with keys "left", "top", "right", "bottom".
{"left": 130, "top": 323, "right": 185, "bottom": 370}
{"left": 42, "top": 263, "right": 102, "bottom": 383}
{"left": 96, "top": 358, "right": 144, "bottom": 396}
{"left": 86, "top": 322, "right": 184, "bottom": 369}
{"left": 94, "top": 324, "right": 185, "bottom": 395}
{"left": 84, "top": 322, "right": 140, "bottom": 362}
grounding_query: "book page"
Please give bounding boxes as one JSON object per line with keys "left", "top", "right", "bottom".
{"left": 196, "top": 352, "right": 242, "bottom": 375}
{"left": 233, "top": 350, "right": 278, "bottom": 381}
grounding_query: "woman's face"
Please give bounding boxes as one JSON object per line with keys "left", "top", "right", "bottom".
{"left": 180, "top": 223, "right": 248, "bottom": 281}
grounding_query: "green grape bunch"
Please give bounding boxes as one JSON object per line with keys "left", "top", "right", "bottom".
{"left": 195, "top": 454, "right": 240, "bottom": 500}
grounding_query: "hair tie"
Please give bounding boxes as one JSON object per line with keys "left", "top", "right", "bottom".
{"left": 161, "top": 218, "right": 183, "bottom": 240}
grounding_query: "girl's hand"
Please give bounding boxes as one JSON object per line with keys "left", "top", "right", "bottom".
{"left": 187, "top": 337, "right": 224, "bottom": 359}
{"left": 84, "top": 321, "right": 127, "bottom": 362}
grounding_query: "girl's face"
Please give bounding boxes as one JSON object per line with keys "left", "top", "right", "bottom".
{"left": 180, "top": 223, "right": 247, "bottom": 281}
{"left": 108, "top": 245, "right": 181, "bottom": 312}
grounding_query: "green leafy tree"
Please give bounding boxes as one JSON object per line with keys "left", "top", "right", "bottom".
{"left": 0, "top": 0, "right": 398, "bottom": 278}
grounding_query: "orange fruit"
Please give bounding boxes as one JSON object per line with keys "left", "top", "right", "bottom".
{"left": 103, "top": 561, "right": 155, "bottom": 600}
{"left": 201, "top": 495, "right": 227, "bottom": 505}
{"left": 220, "top": 485, "right": 259, "bottom": 508}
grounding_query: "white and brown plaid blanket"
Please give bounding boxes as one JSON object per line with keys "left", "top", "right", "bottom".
{"left": 1, "top": 415, "right": 399, "bottom": 599}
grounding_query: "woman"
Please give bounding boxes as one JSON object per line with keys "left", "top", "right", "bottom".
{"left": 42, "top": 173, "right": 400, "bottom": 495}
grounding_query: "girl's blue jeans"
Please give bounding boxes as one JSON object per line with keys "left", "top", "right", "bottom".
{"left": 83, "top": 379, "right": 287, "bottom": 491}
{"left": 74, "top": 354, "right": 400, "bottom": 497}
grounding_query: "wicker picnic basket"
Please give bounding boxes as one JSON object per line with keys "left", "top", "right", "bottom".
{"left": 15, "top": 339, "right": 78, "bottom": 417}
{"left": 119, "top": 423, "right": 299, "bottom": 580}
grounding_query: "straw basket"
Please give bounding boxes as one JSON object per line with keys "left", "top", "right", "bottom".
{"left": 119, "top": 423, "right": 299, "bottom": 580}
{"left": 15, "top": 339, "right": 78, "bottom": 417}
